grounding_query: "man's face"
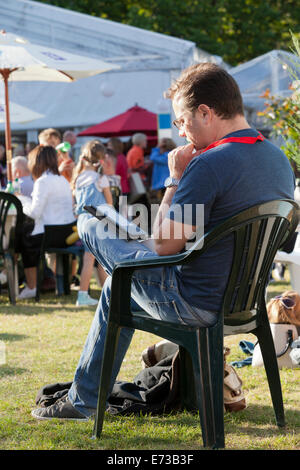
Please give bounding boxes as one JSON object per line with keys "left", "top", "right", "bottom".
{"left": 140, "top": 139, "right": 147, "bottom": 149}
{"left": 172, "top": 95, "right": 208, "bottom": 150}
{"left": 48, "top": 135, "right": 61, "bottom": 148}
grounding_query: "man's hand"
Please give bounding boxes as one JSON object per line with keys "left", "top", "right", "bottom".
{"left": 58, "top": 159, "right": 75, "bottom": 174}
{"left": 168, "top": 143, "right": 199, "bottom": 180}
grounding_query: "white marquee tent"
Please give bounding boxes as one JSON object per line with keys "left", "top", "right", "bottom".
{"left": 230, "top": 49, "right": 300, "bottom": 129}
{"left": 0, "top": 0, "right": 225, "bottom": 148}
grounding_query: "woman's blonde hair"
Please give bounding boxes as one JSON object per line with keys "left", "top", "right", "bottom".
{"left": 72, "top": 140, "right": 106, "bottom": 189}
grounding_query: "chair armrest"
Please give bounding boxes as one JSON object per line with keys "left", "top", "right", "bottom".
{"left": 108, "top": 251, "right": 195, "bottom": 323}
{"left": 113, "top": 251, "right": 190, "bottom": 273}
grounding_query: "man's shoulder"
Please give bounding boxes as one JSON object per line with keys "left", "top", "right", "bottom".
{"left": 20, "top": 174, "right": 33, "bottom": 182}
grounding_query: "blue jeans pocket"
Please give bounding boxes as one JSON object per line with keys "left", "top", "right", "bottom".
{"left": 147, "top": 300, "right": 187, "bottom": 325}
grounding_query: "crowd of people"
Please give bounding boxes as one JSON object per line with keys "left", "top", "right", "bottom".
{"left": 0, "top": 127, "right": 176, "bottom": 305}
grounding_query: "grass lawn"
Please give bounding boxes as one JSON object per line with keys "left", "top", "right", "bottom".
{"left": 0, "top": 276, "right": 299, "bottom": 450}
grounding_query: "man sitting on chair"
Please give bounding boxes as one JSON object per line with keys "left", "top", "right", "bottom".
{"left": 31, "top": 63, "right": 295, "bottom": 420}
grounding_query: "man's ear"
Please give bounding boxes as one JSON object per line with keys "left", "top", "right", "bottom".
{"left": 197, "top": 104, "right": 213, "bottom": 122}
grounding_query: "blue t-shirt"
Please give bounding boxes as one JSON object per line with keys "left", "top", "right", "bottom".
{"left": 150, "top": 147, "right": 170, "bottom": 190}
{"left": 167, "top": 128, "right": 295, "bottom": 312}
{"left": 19, "top": 175, "right": 34, "bottom": 197}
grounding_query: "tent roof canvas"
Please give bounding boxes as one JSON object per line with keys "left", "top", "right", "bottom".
{"left": 0, "top": 0, "right": 225, "bottom": 138}
{"left": 230, "top": 49, "right": 300, "bottom": 111}
{"left": 0, "top": 0, "right": 204, "bottom": 72}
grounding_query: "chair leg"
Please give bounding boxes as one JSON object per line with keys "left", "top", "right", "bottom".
{"left": 93, "top": 322, "right": 121, "bottom": 439}
{"left": 191, "top": 321, "right": 224, "bottom": 449}
{"left": 206, "top": 320, "right": 225, "bottom": 448}
{"left": 4, "top": 253, "right": 16, "bottom": 305}
{"left": 255, "top": 322, "right": 285, "bottom": 427}
{"left": 62, "top": 254, "right": 71, "bottom": 295}
{"left": 35, "top": 255, "right": 45, "bottom": 302}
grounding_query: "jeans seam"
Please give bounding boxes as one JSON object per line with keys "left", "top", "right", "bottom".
{"left": 148, "top": 300, "right": 187, "bottom": 325}
{"left": 179, "top": 295, "right": 218, "bottom": 325}
{"left": 132, "top": 274, "right": 169, "bottom": 288}
{"left": 171, "top": 300, "right": 189, "bottom": 325}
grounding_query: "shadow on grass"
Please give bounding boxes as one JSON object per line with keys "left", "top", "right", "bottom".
{"left": 0, "top": 333, "right": 28, "bottom": 342}
{"left": 0, "top": 298, "right": 99, "bottom": 316}
{"left": 98, "top": 404, "right": 300, "bottom": 444}
{"left": 231, "top": 404, "right": 298, "bottom": 432}
{"left": 0, "top": 287, "right": 101, "bottom": 315}
{"left": 0, "top": 365, "right": 27, "bottom": 376}
{"left": 0, "top": 304, "right": 79, "bottom": 316}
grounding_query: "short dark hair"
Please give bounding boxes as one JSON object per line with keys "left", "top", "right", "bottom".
{"left": 166, "top": 62, "right": 244, "bottom": 119}
{"left": 28, "top": 145, "right": 59, "bottom": 179}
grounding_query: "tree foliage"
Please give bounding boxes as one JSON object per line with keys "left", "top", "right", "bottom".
{"left": 35, "top": 0, "right": 299, "bottom": 66}
{"left": 258, "top": 33, "right": 300, "bottom": 169}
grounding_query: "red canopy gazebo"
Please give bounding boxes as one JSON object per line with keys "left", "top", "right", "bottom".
{"left": 77, "top": 105, "right": 158, "bottom": 140}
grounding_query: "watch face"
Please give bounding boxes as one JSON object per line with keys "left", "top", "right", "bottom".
{"left": 164, "top": 177, "right": 179, "bottom": 188}
{"left": 164, "top": 177, "right": 172, "bottom": 187}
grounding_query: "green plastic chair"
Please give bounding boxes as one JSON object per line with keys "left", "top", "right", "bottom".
{"left": 35, "top": 223, "right": 84, "bottom": 301}
{"left": 109, "top": 185, "right": 121, "bottom": 212}
{"left": 93, "top": 199, "right": 299, "bottom": 449}
{"left": 0, "top": 192, "right": 24, "bottom": 304}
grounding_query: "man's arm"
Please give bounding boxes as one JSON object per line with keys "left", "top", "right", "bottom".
{"left": 152, "top": 187, "right": 195, "bottom": 255}
{"left": 152, "top": 143, "right": 199, "bottom": 256}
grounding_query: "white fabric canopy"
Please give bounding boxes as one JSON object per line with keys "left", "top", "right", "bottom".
{"left": 0, "top": 100, "right": 43, "bottom": 123}
{"left": 230, "top": 50, "right": 300, "bottom": 111}
{"left": 0, "top": 30, "right": 120, "bottom": 81}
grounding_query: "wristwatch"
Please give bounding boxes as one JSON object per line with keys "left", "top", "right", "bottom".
{"left": 164, "top": 176, "right": 180, "bottom": 188}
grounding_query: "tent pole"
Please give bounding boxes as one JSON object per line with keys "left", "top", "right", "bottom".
{"left": 1, "top": 69, "right": 13, "bottom": 182}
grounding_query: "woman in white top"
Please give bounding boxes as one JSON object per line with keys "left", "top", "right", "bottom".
{"left": 18, "top": 145, "right": 75, "bottom": 299}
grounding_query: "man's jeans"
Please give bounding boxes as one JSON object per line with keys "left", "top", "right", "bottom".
{"left": 68, "top": 213, "right": 218, "bottom": 417}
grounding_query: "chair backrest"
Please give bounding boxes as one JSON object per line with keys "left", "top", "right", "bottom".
{"left": 186, "top": 200, "right": 299, "bottom": 332}
{"left": 0, "top": 192, "right": 24, "bottom": 254}
{"left": 110, "top": 185, "right": 121, "bottom": 211}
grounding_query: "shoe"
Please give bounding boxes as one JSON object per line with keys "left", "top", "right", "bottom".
{"left": 17, "top": 286, "right": 36, "bottom": 299}
{"left": 76, "top": 291, "right": 98, "bottom": 307}
{"left": 71, "top": 275, "right": 80, "bottom": 287}
{"left": 71, "top": 275, "right": 80, "bottom": 291}
{"left": 31, "top": 395, "right": 89, "bottom": 421}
